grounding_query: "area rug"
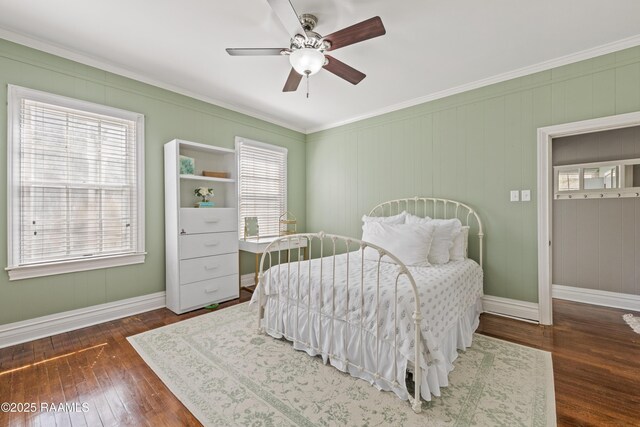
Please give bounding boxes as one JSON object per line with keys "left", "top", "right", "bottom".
{"left": 128, "top": 303, "right": 556, "bottom": 426}
{"left": 623, "top": 314, "right": 640, "bottom": 334}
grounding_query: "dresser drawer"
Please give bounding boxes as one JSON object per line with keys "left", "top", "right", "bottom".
{"left": 180, "top": 275, "right": 238, "bottom": 311}
{"left": 179, "top": 232, "right": 238, "bottom": 260}
{"left": 180, "top": 253, "right": 238, "bottom": 284}
{"left": 180, "top": 208, "right": 237, "bottom": 234}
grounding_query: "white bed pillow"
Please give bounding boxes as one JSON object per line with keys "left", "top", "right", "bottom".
{"left": 403, "top": 213, "right": 432, "bottom": 225}
{"left": 361, "top": 211, "right": 407, "bottom": 224}
{"left": 406, "top": 215, "right": 462, "bottom": 265}
{"left": 450, "top": 226, "right": 470, "bottom": 261}
{"left": 361, "top": 222, "right": 436, "bottom": 266}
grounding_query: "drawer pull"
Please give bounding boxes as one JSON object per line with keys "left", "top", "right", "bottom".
{"left": 204, "top": 288, "right": 219, "bottom": 294}
{"left": 204, "top": 242, "right": 220, "bottom": 247}
{"left": 205, "top": 219, "right": 220, "bottom": 223}
{"left": 204, "top": 265, "right": 219, "bottom": 271}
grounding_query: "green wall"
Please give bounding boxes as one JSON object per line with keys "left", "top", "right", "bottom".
{"left": 0, "top": 39, "right": 306, "bottom": 325}
{"left": 2, "top": 37, "right": 640, "bottom": 324}
{"left": 306, "top": 46, "right": 640, "bottom": 303}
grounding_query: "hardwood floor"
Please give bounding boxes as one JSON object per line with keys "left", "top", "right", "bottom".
{"left": 478, "top": 299, "right": 640, "bottom": 426}
{"left": 1, "top": 296, "right": 638, "bottom": 426}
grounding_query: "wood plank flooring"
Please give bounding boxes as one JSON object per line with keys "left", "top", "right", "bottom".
{"left": 1, "top": 295, "right": 638, "bottom": 426}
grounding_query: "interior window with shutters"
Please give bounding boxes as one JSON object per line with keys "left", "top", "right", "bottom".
{"left": 236, "top": 137, "right": 287, "bottom": 239}
{"left": 6, "top": 85, "right": 145, "bottom": 280}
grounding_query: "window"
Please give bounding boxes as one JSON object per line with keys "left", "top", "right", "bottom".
{"left": 6, "top": 85, "right": 145, "bottom": 280}
{"left": 236, "top": 137, "right": 287, "bottom": 239}
{"left": 557, "top": 169, "right": 580, "bottom": 191}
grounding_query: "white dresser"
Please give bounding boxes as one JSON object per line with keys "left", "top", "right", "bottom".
{"left": 164, "top": 139, "right": 239, "bottom": 314}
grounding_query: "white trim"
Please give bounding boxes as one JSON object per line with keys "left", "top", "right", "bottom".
{"left": 235, "top": 136, "right": 288, "bottom": 240}
{"left": 6, "top": 85, "right": 146, "bottom": 280}
{"left": 6, "top": 253, "right": 146, "bottom": 281}
{"left": 0, "top": 27, "right": 306, "bottom": 134}
{"left": 537, "top": 129, "right": 553, "bottom": 325}
{"left": 537, "top": 111, "right": 640, "bottom": 325}
{"left": 1, "top": 27, "right": 639, "bottom": 135}
{"left": 552, "top": 285, "right": 640, "bottom": 312}
{"left": 0, "top": 291, "right": 166, "bottom": 349}
{"left": 307, "top": 34, "right": 640, "bottom": 134}
{"left": 235, "top": 136, "right": 288, "bottom": 154}
{"left": 482, "top": 295, "right": 540, "bottom": 322}
{"left": 8, "top": 84, "right": 144, "bottom": 121}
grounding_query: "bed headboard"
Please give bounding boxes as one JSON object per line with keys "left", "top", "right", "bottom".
{"left": 368, "top": 197, "right": 484, "bottom": 267}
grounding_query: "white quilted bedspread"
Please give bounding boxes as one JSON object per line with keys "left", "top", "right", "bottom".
{"left": 250, "top": 252, "right": 483, "bottom": 382}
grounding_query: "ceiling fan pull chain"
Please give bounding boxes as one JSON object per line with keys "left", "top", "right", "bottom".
{"left": 306, "top": 72, "right": 310, "bottom": 98}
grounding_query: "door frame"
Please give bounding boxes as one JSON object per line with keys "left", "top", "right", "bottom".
{"left": 537, "top": 111, "right": 640, "bottom": 325}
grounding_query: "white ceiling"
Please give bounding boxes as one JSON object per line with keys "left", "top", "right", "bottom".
{"left": 1, "top": 0, "right": 640, "bottom": 133}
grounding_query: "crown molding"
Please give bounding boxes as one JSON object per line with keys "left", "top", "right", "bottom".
{"left": 306, "top": 34, "right": 640, "bottom": 134}
{"left": 2, "top": 26, "right": 639, "bottom": 136}
{"left": 0, "top": 27, "right": 306, "bottom": 134}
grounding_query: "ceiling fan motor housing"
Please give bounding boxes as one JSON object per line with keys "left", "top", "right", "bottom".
{"left": 300, "top": 13, "right": 318, "bottom": 32}
{"left": 289, "top": 14, "right": 330, "bottom": 53}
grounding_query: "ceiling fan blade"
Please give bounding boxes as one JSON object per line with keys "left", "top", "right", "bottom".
{"left": 283, "top": 68, "right": 303, "bottom": 92}
{"left": 324, "top": 16, "right": 386, "bottom": 51}
{"left": 323, "top": 55, "right": 366, "bottom": 85}
{"left": 267, "top": 0, "right": 307, "bottom": 38}
{"left": 226, "top": 48, "right": 287, "bottom": 56}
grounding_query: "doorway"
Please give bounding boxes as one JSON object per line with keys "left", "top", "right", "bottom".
{"left": 537, "top": 111, "right": 640, "bottom": 325}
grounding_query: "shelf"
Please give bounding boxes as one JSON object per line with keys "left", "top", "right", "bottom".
{"left": 180, "top": 174, "right": 235, "bottom": 183}
{"left": 555, "top": 189, "right": 640, "bottom": 200}
{"left": 180, "top": 206, "right": 236, "bottom": 211}
{"left": 176, "top": 139, "right": 235, "bottom": 155}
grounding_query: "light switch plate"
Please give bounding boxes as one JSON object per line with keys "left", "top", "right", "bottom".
{"left": 521, "top": 190, "right": 531, "bottom": 201}
{"left": 510, "top": 190, "right": 520, "bottom": 202}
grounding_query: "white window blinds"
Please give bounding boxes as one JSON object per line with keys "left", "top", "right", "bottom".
{"left": 7, "top": 86, "right": 145, "bottom": 278}
{"left": 236, "top": 138, "right": 287, "bottom": 238}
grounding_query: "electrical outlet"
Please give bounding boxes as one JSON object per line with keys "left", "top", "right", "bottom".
{"left": 510, "top": 190, "right": 520, "bottom": 202}
{"left": 521, "top": 190, "right": 531, "bottom": 202}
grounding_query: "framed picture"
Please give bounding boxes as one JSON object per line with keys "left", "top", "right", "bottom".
{"left": 179, "top": 155, "right": 195, "bottom": 175}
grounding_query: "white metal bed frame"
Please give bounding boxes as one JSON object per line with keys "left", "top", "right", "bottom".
{"left": 368, "top": 197, "right": 484, "bottom": 267}
{"left": 256, "top": 197, "right": 484, "bottom": 413}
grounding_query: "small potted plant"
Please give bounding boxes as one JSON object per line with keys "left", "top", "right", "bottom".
{"left": 194, "top": 187, "right": 214, "bottom": 207}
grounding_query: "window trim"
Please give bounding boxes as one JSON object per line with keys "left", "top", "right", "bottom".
{"left": 6, "top": 85, "right": 146, "bottom": 280}
{"left": 235, "top": 136, "right": 287, "bottom": 239}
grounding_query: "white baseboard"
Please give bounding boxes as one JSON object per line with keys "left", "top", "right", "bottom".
{"left": 482, "top": 295, "right": 540, "bottom": 322}
{"left": 552, "top": 284, "right": 640, "bottom": 312}
{"left": 0, "top": 291, "right": 166, "bottom": 349}
{"left": 240, "top": 273, "right": 255, "bottom": 287}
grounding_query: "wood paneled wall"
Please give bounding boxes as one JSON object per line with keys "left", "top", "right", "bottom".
{"left": 0, "top": 38, "right": 306, "bottom": 326}
{"left": 552, "top": 126, "right": 640, "bottom": 295}
{"left": 306, "top": 46, "right": 640, "bottom": 303}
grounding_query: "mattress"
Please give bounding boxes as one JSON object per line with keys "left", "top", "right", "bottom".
{"left": 249, "top": 252, "right": 483, "bottom": 401}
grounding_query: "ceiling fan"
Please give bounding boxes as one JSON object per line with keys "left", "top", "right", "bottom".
{"left": 226, "top": 0, "right": 386, "bottom": 95}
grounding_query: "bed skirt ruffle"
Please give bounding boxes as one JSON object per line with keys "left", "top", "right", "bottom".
{"left": 257, "top": 296, "right": 482, "bottom": 402}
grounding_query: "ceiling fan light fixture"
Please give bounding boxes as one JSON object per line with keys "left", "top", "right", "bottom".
{"left": 289, "top": 48, "right": 325, "bottom": 76}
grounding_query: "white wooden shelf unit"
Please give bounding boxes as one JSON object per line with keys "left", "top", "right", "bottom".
{"left": 164, "top": 139, "right": 239, "bottom": 314}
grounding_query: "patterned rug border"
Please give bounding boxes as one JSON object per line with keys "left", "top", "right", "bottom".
{"left": 128, "top": 302, "right": 557, "bottom": 427}
{"left": 127, "top": 333, "right": 215, "bottom": 423}
{"left": 623, "top": 313, "right": 640, "bottom": 334}
{"left": 470, "top": 333, "right": 557, "bottom": 427}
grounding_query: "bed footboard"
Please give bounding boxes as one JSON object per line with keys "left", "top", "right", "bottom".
{"left": 256, "top": 232, "right": 424, "bottom": 413}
